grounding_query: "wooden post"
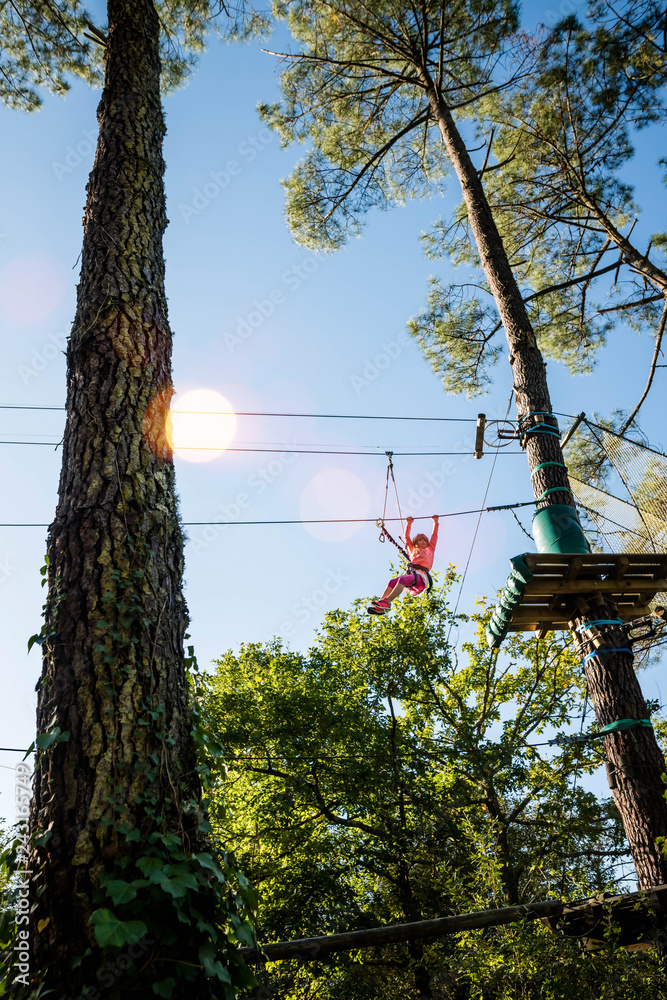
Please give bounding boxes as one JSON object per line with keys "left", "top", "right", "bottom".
{"left": 474, "top": 413, "right": 486, "bottom": 459}
{"left": 560, "top": 411, "right": 586, "bottom": 450}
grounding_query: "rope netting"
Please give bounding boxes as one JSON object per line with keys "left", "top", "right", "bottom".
{"left": 567, "top": 420, "right": 667, "bottom": 609}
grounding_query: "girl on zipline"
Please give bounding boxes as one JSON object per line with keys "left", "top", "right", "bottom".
{"left": 368, "top": 515, "right": 439, "bottom": 615}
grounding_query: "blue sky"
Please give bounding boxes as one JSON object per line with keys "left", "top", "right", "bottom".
{"left": 0, "top": 1, "right": 666, "bottom": 830}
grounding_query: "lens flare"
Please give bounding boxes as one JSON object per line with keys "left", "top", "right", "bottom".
{"left": 300, "top": 469, "right": 370, "bottom": 542}
{"left": 169, "top": 389, "right": 236, "bottom": 463}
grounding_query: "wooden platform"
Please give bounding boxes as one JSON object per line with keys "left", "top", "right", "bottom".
{"left": 545, "top": 884, "right": 667, "bottom": 952}
{"left": 507, "top": 552, "right": 667, "bottom": 634}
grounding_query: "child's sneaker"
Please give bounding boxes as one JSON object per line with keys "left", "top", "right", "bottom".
{"left": 367, "top": 599, "right": 390, "bottom": 615}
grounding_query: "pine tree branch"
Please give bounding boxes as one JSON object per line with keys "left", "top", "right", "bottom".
{"left": 261, "top": 47, "right": 418, "bottom": 85}
{"left": 319, "top": 109, "right": 430, "bottom": 223}
{"left": 597, "top": 292, "right": 664, "bottom": 314}
{"left": 619, "top": 299, "right": 667, "bottom": 434}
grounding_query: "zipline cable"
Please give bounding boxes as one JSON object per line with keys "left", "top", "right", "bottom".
{"left": 0, "top": 440, "right": 524, "bottom": 456}
{"left": 0, "top": 403, "right": 582, "bottom": 423}
{"left": 0, "top": 500, "right": 541, "bottom": 530}
{"left": 0, "top": 404, "right": 478, "bottom": 422}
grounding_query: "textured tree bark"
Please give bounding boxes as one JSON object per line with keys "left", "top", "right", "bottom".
{"left": 27, "top": 0, "right": 208, "bottom": 995}
{"left": 571, "top": 598, "right": 667, "bottom": 888}
{"left": 421, "top": 78, "right": 667, "bottom": 889}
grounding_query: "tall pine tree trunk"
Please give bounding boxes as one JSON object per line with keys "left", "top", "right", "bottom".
{"left": 27, "top": 1, "right": 214, "bottom": 994}
{"left": 422, "top": 78, "right": 667, "bottom": 890}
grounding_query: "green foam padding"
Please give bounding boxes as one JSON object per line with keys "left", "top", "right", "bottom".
{"left": 510, "top": 554, "right": 533, "bottom": 585}
{"left": 504, "top": 577, "right": 524, "bottom": 597}
{"left": 532, "top": 505, "right": 591, "bottom": 554}
{"left": 486, "top": 626, "right": 503, "bottom": 649}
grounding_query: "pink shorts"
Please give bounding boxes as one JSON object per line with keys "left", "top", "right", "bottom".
{"left": 389, "top": 571, "right": 427, "bottom": 596}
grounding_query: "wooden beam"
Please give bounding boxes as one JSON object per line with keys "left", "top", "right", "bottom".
{"left": 239, "top": 900, "right": 568, "bottom": 963}
{"left": 521, "top": 579, "right": 667, "bottom": 596}
{"left": 523, "top": 553, "right": 665, "bottom": 569}
{"left": 614, "top": 556, "right": 630, "bottom": 581}
{"left": 560, "top": 411, "right": 586, "bottom": 450}
{"left": 474, "top": 413, "right": 486, "bottom": 459}
{"left": 508, "top": 608, "right": 652, "bottom": 629}
{"left": 239, "top": 886, "right": 667, "bottom": 963}
{"left": 565, "top": 556, "right": 583, "bottom": 581}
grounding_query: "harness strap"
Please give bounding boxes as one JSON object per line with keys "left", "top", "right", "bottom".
{"left": 409, "top": 563, "right": 433, "bottom": 593}
{"left": 377, "top": 520, "right": 410, "bottom": 562}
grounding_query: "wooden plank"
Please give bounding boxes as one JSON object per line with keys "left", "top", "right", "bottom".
{"left": 509, "top": 607, "right": 651, "bottom": 628}
{"left": 500, "top": 553, "right": 666, "bottom": 634}
{"left": 524, "top": 553, "right": 663, "bottom": 569}
{"left": 521, "top": 578, "right": 667, "bottom": 596}
{"left": 509, "top": 604, "right": 650, "bottom": 623}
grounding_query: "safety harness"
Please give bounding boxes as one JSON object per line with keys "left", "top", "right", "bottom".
{"left": 377, "top": 453, "right": 433, "bottom": 593}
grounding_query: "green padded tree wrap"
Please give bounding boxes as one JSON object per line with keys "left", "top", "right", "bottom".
{"left": 486, "top": 625, "right": 504, "bottom": 649}
{"left": 510, "top": 555, "right": 533, "bottom": 585}
{"left": 532, "top": 504, "right": 591, "bottom": 554}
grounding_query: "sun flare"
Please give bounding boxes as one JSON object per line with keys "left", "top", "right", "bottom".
{"left": 168, "top": 389, "right": 236, "bottom": 463}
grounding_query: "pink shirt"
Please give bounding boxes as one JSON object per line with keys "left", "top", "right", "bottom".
{"left": 405, "top": 520, "right": 439, "bottom": 571}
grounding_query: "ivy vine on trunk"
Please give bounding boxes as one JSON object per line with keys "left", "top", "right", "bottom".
{"left": 20, "top": 2, "right": 255, "bottom": 997}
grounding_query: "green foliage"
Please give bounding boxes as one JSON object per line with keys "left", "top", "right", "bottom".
{"left": 415, "top": 3, "right": 667, "bottom": 397}
{"left": 0, "top": 1, "right": 102, "bottom": 111}
{"left": 264, "top": 0, "right": 667, "bottom": 406}
{"left": 2, "top": 548, "right": 256, "bottom": 1000}
{"left": 2, "top": 0, "right": 269, "bottom": 112}
{"left": 262, "top": 0, "right": 520, "bottom": 252}
{"left": 199, "top": 581, "right": 662, "bottom": 997}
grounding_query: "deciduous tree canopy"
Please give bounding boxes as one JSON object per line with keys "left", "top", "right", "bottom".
{"left": 201, "top": 582, "right": 667, "bottom": 997}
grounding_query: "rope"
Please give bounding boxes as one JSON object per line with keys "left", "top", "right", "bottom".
{"left": 575, "top": 620, "right": 624, "bottom": 632}
{"left": 536, "top": 486, "right": 573, "bottom": 502}
{"left": 388, "top": 453, "right": 406, "bottom": 539}
{"left": 584, "top": 420, "right": 658, "bottom": 554}
{"left": 530, "top": 461, "right": 568, "bottom": 479}
{"left": 378, "top": 453, "right": 410, "bottom": 560}
{"left": 510, "top": 508, "right": 533, "bottom": 540}
{"left": 581, "top": 648, "right": 633, "bottom": 666}
{"left": 599, "top": 719, "right": 653, "bottom": 735}
{"left": 0, "top": 500, "right": 546, "bottom": 530}
{"left": 523, "top": 425, "right": 561, "bottom": 439}
{"left": 377, "top": 522, "right": 410, "bottom": 562}
{"left": 382, "top": 456, "right": 391, "bottom": 524}
{"left": 517, "top": 412, "right": 557, "bottom": 425}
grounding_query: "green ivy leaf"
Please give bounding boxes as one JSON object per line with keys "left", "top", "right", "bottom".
{"left": 149, "top": 865, "right": 199, "bottom": 898}
{"left": 136, "top": 856, "right": 164, "bottom": 877}
{"left": 152, "top": 978, "right": 176, "bottom": 998}
{"left": 198, "top": 942, "right": 232, "bottom": 983}
{"left": 36, "top": 728, "right": 70, "bottom": 750}
{"left": 34, "top": 827, "right": 53, "bottom": 847}
{"left": 89, "top": 909, "right": 148, "bottom": 949}
{"left": 103, "top": 878, "right": 148, "bottom": 905}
